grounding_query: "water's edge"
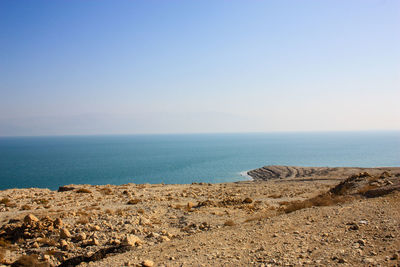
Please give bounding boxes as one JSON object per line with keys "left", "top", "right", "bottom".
{"left": 1, "top": 132, "right": 399, "bottom": 190}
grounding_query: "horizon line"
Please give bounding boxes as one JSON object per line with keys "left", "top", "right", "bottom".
{"left": 1, "top": 129, "right": 400, "bottom": 138}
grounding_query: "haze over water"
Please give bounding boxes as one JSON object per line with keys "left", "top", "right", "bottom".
{"left": 1, "top": 1, "right": 399, "bottom": 136}
{"left": 0, "top": 131, "right": 399, "bottom": 190}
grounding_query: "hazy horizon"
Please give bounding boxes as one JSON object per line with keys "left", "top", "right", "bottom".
{"left": 1, "top": 129, "right": 400, "bottom": 139}
{"left": 1, "top": 0, "right": 399, "bottom": 137}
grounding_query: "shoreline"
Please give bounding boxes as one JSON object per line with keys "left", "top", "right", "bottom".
{"left": 247, "top": 165, "right": 400, "bottom": 181}
{"left": 239, "top": 170, "right": 253, "bottom": 181}
{"left": 1, "top": 131, "right": 399, "bottom": 192}
{"left": 1, "top": 165, "right": 400, "bottom": 192}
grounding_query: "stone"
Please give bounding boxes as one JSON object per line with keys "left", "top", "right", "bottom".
{"left": 142, "top": 260, "right": 154, "bottom": 267}
{"left": 24, "top": 214, "right": 39, "bottom": 224}
{"left": 349, "top": 224, "right": 359, "bottom": 230}
{"left": 58, "top": 186, "right": 75, "bottom": 192}
{"left": 139, "top": 217, "right": 151, "bottom": 226}
{"left": 76, "top": 232, "right": 87, "bottom": 241}
{"left": 148, "top": 232, "right": 160, "bottom": 238}
{"left": 42, "top": 216, "right": 52, "bottom": 222}
{"left": 160, "top": 236, "right": 170, "bottom": 242}
{"left": 60, "top": 228, "right": 72, "bottom": 239}
{"left": 123, "top": 234, "right": 142, "bottom": 247}
{"left": 89, "top": 238, "right": 99, "bottom": 246}
{"left": 363, "top": 258, "right": 375, "bottom": 264}
{"left": 60, "top": 239, "right": 69, "bottom": 250}
{"left": 357, "top": 239, "right": 366, "bottom": 246}
{"left": 243, "top": 197, "right": 253, "bottom": 204}
{"left": 83, "top": 237, "right": 99, "bottom": 246}
{"left": 91, "top": 225, "right": 101, "bottom": 231}
{"left": 110, "top": 239, "right": 121, "bottom": 246}
{"left": 53, "top": 218, "right": 63, "bottom": 229}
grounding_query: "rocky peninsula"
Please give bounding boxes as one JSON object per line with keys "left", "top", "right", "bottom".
{"left": 0, "top": 166, "right": 399, "bottom": 266}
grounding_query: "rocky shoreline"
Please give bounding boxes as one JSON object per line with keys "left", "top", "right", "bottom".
{"left": 247, "top": 165, "right": 400, "bottom": 181}
{"left": 0, "top": 166, "right": 399, "bottom": 266}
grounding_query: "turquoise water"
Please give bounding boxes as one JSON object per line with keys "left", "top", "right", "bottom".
{"left": 0, "top": 132, "right": 399, "bottom": 190}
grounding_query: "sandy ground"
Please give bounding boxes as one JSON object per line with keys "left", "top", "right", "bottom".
{"left": 0, "top": 166, "right": 399, "bottom": 267}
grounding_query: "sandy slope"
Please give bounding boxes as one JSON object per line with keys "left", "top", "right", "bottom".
{"left": 0, "top": 166, "right": 399, "bottom": 267}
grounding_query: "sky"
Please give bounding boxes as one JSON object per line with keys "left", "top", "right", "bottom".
{"left": 0, "top": 0, "right": 399, "bottom": 136}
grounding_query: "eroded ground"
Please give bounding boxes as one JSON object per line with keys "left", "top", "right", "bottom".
{"left": 0, "top": 167, "right": 399, "bottom": 267}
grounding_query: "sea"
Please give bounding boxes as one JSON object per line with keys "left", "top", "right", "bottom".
{"left": 0, "top": 131, "right": 399, "bottom": 190}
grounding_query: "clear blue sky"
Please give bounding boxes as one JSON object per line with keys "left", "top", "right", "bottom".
{"left": 1, "top": 0, "right": 399, "bottom": 136}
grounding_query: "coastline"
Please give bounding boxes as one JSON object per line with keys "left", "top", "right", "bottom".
{"left": 1, "top": 131, "right": 399, "bottom": 191}
{"left": 239, "top": 170, "right": 253, "bottom": 181}
{"left": 247, "top": 165, "right": 400, "bottom": 181}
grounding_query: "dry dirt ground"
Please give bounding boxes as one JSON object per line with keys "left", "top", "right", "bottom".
{"left": 0, "top": 166, "right": 399, "bottom": 267}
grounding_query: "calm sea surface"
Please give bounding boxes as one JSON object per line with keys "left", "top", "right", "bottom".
{"left": 0, "top": 132, "right": 399, "bottom": 190}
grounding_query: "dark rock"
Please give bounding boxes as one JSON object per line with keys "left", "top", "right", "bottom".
{"left": 58, "top": 186, "right": 75, "bottom": 192}
{"left": 243, "top": 197, "right": 253, "bottom": 204}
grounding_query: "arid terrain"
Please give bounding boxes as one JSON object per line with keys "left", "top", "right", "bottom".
{"left": 0, "top": 166, "right": 399, "bottom": 267}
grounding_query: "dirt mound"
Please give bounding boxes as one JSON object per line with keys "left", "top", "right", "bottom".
{"left": 330, "top": 171, "right": 400, "bottom": 197}
{"left": 283, "top": 171, "right": 400, "bottom": 214}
